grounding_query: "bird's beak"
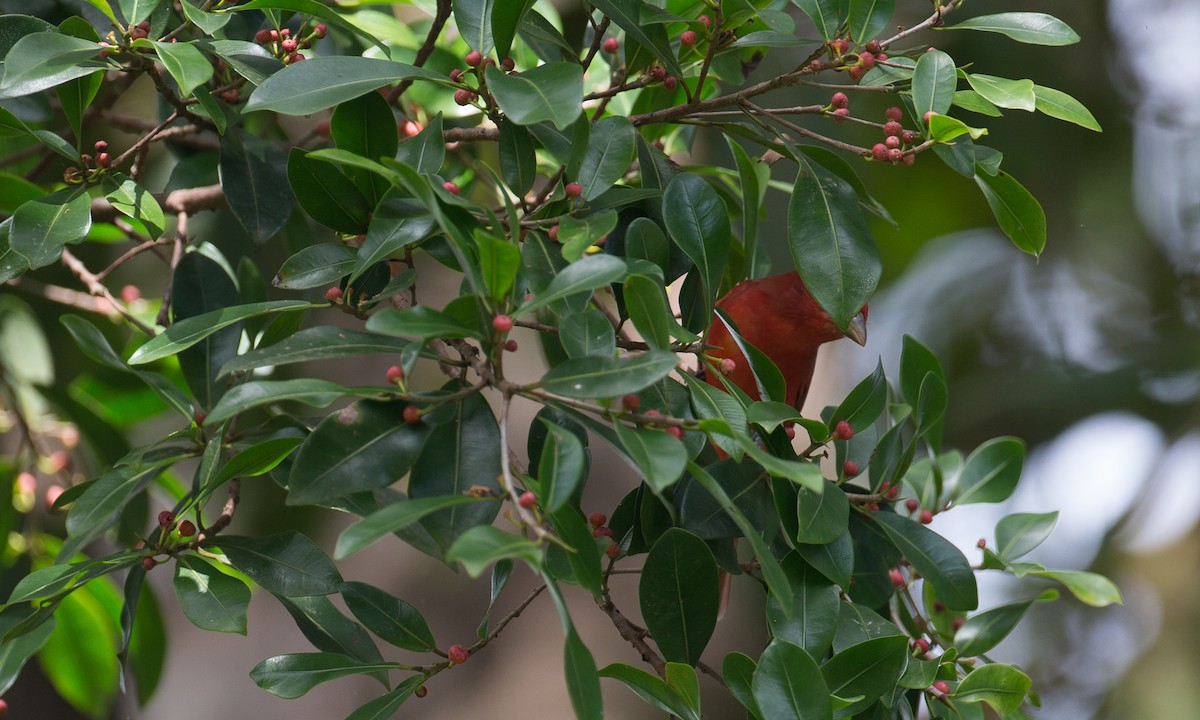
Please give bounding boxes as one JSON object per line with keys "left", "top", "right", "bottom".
{"left": 845, "top": 310, "right": 868, "bottom": 346}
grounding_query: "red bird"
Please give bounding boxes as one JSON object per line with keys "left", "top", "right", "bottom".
{"left": 704, "top": 272, "right": 868, "bottom": 408}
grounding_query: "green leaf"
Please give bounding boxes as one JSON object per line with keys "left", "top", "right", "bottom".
{"left": 205, "top": 379, "right": 355, "bottom": 425}
{"left": 577, "top": 116, "right": 635, "bottom": 201}
{"left": 559, "top": 310, "right": 616, "bottom": 359}
{"left": 288, "top": 400, "right": 431, "bottom": 506}
{"left": 953, "top": 596, "right": 1049, "bottom": 657}
{"left": 623, "top": 274, "right": 674, "bottom": 350}
{"left": 335, "top": 494, "right": 488, "bottom": 559}
{"left": 352, "top": 200, "right": 436, "bottom": 283}
{"left": 366, "top": 305, "right": 482, "bottom": 340}
{"left": 230, "top": 0, "right": 387, "bottom": 53}
{"left": 491, "top": 0, "right": 537, "bottom": 58}
{"left": 454, "top": 0, "right": 495, "bottom": 55}
{"left": 120, "top": 0, "right": 163, "bottom": 24}
{"left": 445, "top": 526, "right": 543, "bottom": 576}
{"left": 928, "top": 114, "right": 988, "bottom": 142}
{"left": 274, "top": 242, "right": 357, "bottom": 289}
{"left": 101, "top": 173, "right": 166, "bottom": 240}
{"left": 788, "top": 158, "right": 880, "bottom": 330}
{"left": 57, "top": 70, "right": 102, "bottom": 150}
{"left": 245, "top": 57, "right": 445, "bottom": 115}
{"left": 220, "top": 128, "right": 293, "bottom": 244}
{"left": 64, "top": 461, "right": 175, "bottom": 555}
{"left": 639, "top": 529, "right": 719, "bottom": 666}
{"left": 723, "top": 652, "right": 763, "bottom": 720}
{"left": 180, "top": 0, "right": 230, "bottom": 34}
{"left": 331, "top": 91, "right": 398, "bottom": 204}
{"left": 994, "top": 511, "right": 1058, "bottom": 561}
{"left": 0, "top": 173, "right": 44, "bottom": 215}
{"left": 615, "top": 422, "right": 688, "bottom": 495}
{"left": 1033, "top": 84, "right": 1101, "bottom": 131}
{"left": 955, "top": 663, "right": 1032, "bottom": 715}
{"left": 249, "top": 652, "right": 392, "bottom": 699}
{"left": 911, "top": 50, "right": 956, "bottom": 117}
{"left": 766, "top": 553, "right": 840, "bottom": 658}
{"left": 211, "top": 437, "right": 304, "bottom": 489}
{"left": 558, "top": 211, "right": 619, "bottom": 261}
{"left": 599, "top": 663, "right": 699, "bottom": 720}
{"left": 498, "top": 120, "right": 537, "bottom": 195}
{"left": 663, "top": 173, "right": 731, "bottom": 329}
{"left": 589, "top": 0, "right": 683, "bottom": 79}
{"left": 752, "top": 639, "right": 832, "bottom": 720}
{"left": 538, "top": 421, "right": 586, "bottom": 513}
{"left": 549, "top": 505, "right": 604, "bottom": 597}
{"left": 345, "top": 676, "right": 425, "bottom": 720}
{"left": 394, "top": 113, "right": 445, "bottom": 174}
{"left": 173, "top": 555, "right": 251, "bottom": 634}
{"left": 942, "top": 12, "right": 1080, "bottom": 46}
{"left": 956, "top": 437, "right": 1024, "bottom": 505}
{"left": 10, "top": 189, "right": 91, "bottom": 270}
{"left": 287, "top": 149, "right": 372, "bottom": 234}
{"left": 0, "top": 608, "right": 56, "bottom": 696}
{"left": 793, "top": 0, "right": 841, "bottom": 41}
{"left": 478, "top": 233, "right": 521, "bottom": 304}
{"left": 1029, "top": 569, "right": 1123, "bottom": 607}
{"left": 965, "top": 73, "right": 1036, "bottom": 112}
{"left": 974, "top": 170, "right": 1045, "bottom": 257}
{"left": 796, "top": 482, "right": 849, "bottom": 544}
{"left": 275, "top": 594, "right": 386, "bottom": 682}
{"left": 212, "top": 532, "right": 342, "bottom": 596}
{"left": 539, "top": 351, "right": 679, "bottom": 399}
{"left": 341, "top": 580, "right": 436, "bottom": 652}
{"left": 821, "top": 635, "right": 908, "bottom": 717}
{"left": 872, "top": 513, "right": 977, "bottom": 610}
{"left": 952, "top": 89, "right": 1003, "bottom": 117}
{"left": 37, "top": 581, "right": 118, "bottom": 718}
{"left": 0, "top": 31, "right": 104, "bottom": 100}
{"left": 829, "top": 360, "right": 887, "bottom": 433}
{"left": 220, "top": 326, "right": 408, "bottom": 376}
{"left": 148, "top": 40, "right": 211, "bottom": 97}
{"left": 484, "top": 62, "right": 582, "bottom": 131}
{"left": 129, "top": 300, "right": 310, "bottom": 364}
{"left": 847, "top": 0, "right": 895, "bottom": 47}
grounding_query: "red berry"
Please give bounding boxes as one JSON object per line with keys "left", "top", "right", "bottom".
{"left": 386, "top": 365, "right": 404, "bottom": 384}
{"left": 178, "top": 520, "right": 196, "bottom": 537}
{"left": 453, "top": 89, "right": 475, "bottom": 106}
{"left": 871, "top": 143, "right": 889, "bottom": 162}
{"left": 589, "top": 512, "right": 607, "bottom": 528}
{"left": 94, "top": 140, "right": 108, "bottom": 152}
{"left": 483, "top": 58, "right": 496, "bottom": 68}
{"left": 500, "top": 57, "right": 515, "bottom": 71}
{"left": 887, "top": 485, "right": 899, "bottom": 499}
{"left": 642, "top": 409, "right": 662, "bottom": 427}
{"left": 504, "top": 339, "right": 518, "bottom": 352}
{"left": 120, "top": 284, "right": 141, "bottom": 302}
{"left": 885, "top": 106, "right": 903, "bottom": 121}
{"left": 194, "top": 410, "right": 206, "bottom": 425}
{"left": 142, "top": 557, "right": 157, "bottom": 571}
{"left": 447, "top": 644, "right": 469, "bottom": 664}
{"left": 666, "top": 425, "right": 685, "bottom": 440}
{"left": 951, "top": 617, "right": 964, "bottom": 631}
{"left": 913, "top": 638, "right": 930, "bottom": 654}
{"left": 834, "top": 421, "right": 854, "bottom": 440}
{"left": 884, "top": 120, "right": 903, "bottom": 137}
{"left": 547, "top": 225, "right": 559, "bottom": 242}
{"left": 901, "top": 152, "right": 915, "bottom": 167}
{"left": 602, "top": 37, "right": 618, "bottom": 53}
{"left": 885, "top": 135, "right": 901, "bottom": 150}
{"left": 621, "top": 394, "right": 640, "bottom": 412}
{"left": 784, "top": 426, "right": 797, "bottom": 440}
{"left": 518, "top": 491, "right": 536, "bottom": 509}
{"left": 564, "top": 182, "right": 583, "bottom": 198}
{"left": 492, "top": 314, "right": 513, "bottom": 333}
{"left": 859, "top": 52, "right": 875, "bottom": 70}
{"left": 442, "top": 181, "right": 460, "bottom": 195}
{"left": 832, "top": 107, "right": 850, "bottom": 122}
{"left": 699, "top": 15, "right": 712, "bottom": 29}
{"left": 158, "top": 510, "right": 175, "bottom": 529}
{"left": 719, "top": 358, "right": 737, "bottom": 375}
{"left": 325, "top": 286, "right": 343, "bottom": 302}
{"left": 843, "top": 460, "right": 860, "bottom": 477}
{"left": 97, "top": 152, "right": 112, "bottom": 167}
{"left": 606, "top": 541, "right": 620, "bottom": 558}
{"left": 287, "top": 53, "right": 304, "bottom": 63}
{"left": 81, "top": 153, "right": 93, "bottom": 166}
{"left": 0, "top": 697, "right": 8, "bottom": 717}
{"left": 923, "top": 110, "right": 937, "bottom": 125}
{"left": 905, "top": 498, "right": 919, "bottom": 513}
{"left": 281, "top": 38, "right": 297, "bottom": 52}
{"left": 934, "top": 600, "right": 945, "bottom": 612}
{"left": 663, "top": 75, "right": 677, "bottom": 90}
{"left": 877, "top": 53, "right": 888, "bottom": 62}
{"left": 865, "top": 40, "right": 881, "bottom": 54}
{"left": 830, "top": 91, "right": 849, "bottom": 109}
{"left": 45, "top": 485, "right": 64, "bottom": 509}
{"left": 889, "top": 568, "right": 905, "bottom": 587}
{"left": 314, "top": 23, "right": 327, "bottom": 38}
{"left": 976, "top": 538, "right": 987, "bottom": 549}
{"left": 831, "top": 38, "right": 849, "bottom": 54}
{"left": 649, "top": 66, "right": 666, "bottom": 81}
{"left": 680, "top": 30, "right": 697, "bottom": 47}
{"left": 593, "top": 526, "right": 614, "bottom": 539}
{"left": 901, "top": 130, "right": 917, "bottom": 144}
{"left": 403, "top": 405, "right": 422, "bottom": 424}
{"left": 403, "top": 120, "right": 421, "bottom": 137}
{"left": 280, "top": 28, "right": 290, "bottom": 38}
{"left": 465, "top": 50, "right": 482, "bottom": 67}
{"left": 449, "top": 68, "right": 463, "bottom": 82}
{"left": 848, "top": 66, "right": 864, "bottom": 81}
{"left": 919, "top": 509, "right": 934, "bottom": 524}
{"left": 888, "top": 147, "right": 903, "bottom": 163}
{"left": 933, "top": 680, "right": 951, "bottom": 695}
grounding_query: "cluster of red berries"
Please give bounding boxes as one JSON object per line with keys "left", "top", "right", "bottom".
{"left": 643, "top": 64, "right": 678, "bottom": 91}
{"left": 828, "top": 38, "right": 889, "bottom": 81}
{"left": 870, "top": 106, "right": 918, "bottom": 166}
{"left": 129, "top": 19, "right": 152, "bottom": 40}
{"left": 590, "top": 512, "right": 621, "bottom": 559}
{"left": 447, "top": 644, "right": 469, "bottom": 665}
{"left": 253, "top": 23, "right": 325, "bottom": 65}
{"left": 449, "top": 52, "right": 516, "bottom": 107}
{"left": 904, "top": 497, "right": 935, "bottom": 524}
{"left": 64, "top": 140, "right": 115, "bottom": 184}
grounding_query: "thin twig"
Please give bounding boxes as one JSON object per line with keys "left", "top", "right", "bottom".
{"left": 387, "top": 0, "right": 452, "bottom": 104}
{"left": 60, "top": 248, "right": 157, "bottom": 336}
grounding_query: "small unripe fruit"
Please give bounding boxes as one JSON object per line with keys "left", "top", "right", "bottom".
{"left": 120, "top": 284, "right": 141, "bottom": 302}
{"left": 699, "top": 15, "right": 712, "bottom": 29}
{"left": 492, "top": 314, "right": 513, "bottom": 333}
{"left": 719, "top": 358, "right": 737, "bottom": 375}
{"left": 680, "top": 30, "right": 697, "bottom": 47}
{"left": 314, "top": 23, "right": 327, "bottom": 39}
{"left": 865, "top": 40, "right": 881, "bottom": 54}
{"left": 602, "top": 37, "right": 619, "bottom": 53}
{"left": 649, "top": 66, "right": 666, "bottom": 81}
{"left": 287, "top": 53, "right": 304, "bottom": 63}
{"left": 194, "top": 410, "right": 206, "bottom": 425}
{"left": 448, "top": 644, "right": 470, "bottom": 664}
{"left": 386, "top": 365, "right": 404, "bottom": 384}
{"left": 589, "top": 512, "right": 607, "bottom": 528}
{"left": 403, "top": 120, "right": 421, "bottom": 137}
{"left": 442, "top": 181, "right": 460, "bottom": 195}
{"left": 889, "top": 568, "right": 905, "bottom": 588}
{"left": 415, "top": 685, "right": 427, "bottom": 698}
{"left": 518, "top": 491, "right": 537, "bottom": 509}
{"left": 621, "top": 394, "right": 640, "bottom": 412}
{"left": 832, "top": 107, "right": 849, "bottom": 122}
{"left": 912, "top": 638, "right": 930, "bottom": 654}
{"left": 666, "top": 425, "right": 685, "bottom": 440}
{"left": 843, "top": 460, "right": 860, "bottom": 477}
{"left": 16, "top": 472, "right": 36, "bottom": 495}
{"left": 454, "top": 89, "right": 475, "bottom": 105}
{"left": 81, "top": 153, "right": 93, "bottom": 166}
{"left": 872, "top": 143, "right": 889, "bottom": 162}
{"left": 564, "top": 182, "right": 583, "bottom": 198}
{"left": 449, "top": 68, "right": 463, "bottom": 82}
{"left": 483, "top": 58, "right": 496, "bottom": 68}
{"left": 142, "top": 557, "right": 157, "bottom": 571}
{"left": 923, "top": 110, "right": 937, "bottom": 125}
{"left": 45, "top": 485, "right": 64, "bottom": 509}
{"left": 888, "top": 147, "right": 903, "bottom": 163}
{"left": 500, "top": 57, "right": 515, "bottom": 71}
{"left": 662, "top": 75, "right": 677, "bottom": 90}
{"left": 642, "top": 409, "right": 662, "bottom": 428}
{"left": 97, "top": 152, "right": 111, "bottom": 168}
{"left": 547, "top": 225, "right": 559, "bottom": 241}
{"left": 94, "top": 140, "right": 108, "bottom": 152}
{"left": 178, "top": 520, "right": 196, "bottom": 537}
{"left": 465, "top": 50, "right": 482, "bottom": 67}
{"left": 593, "top": 526, "right": 614, "bottom": 539}
{"left": 314, "top": 120, "right": 330, "bottom": 136}
{"left": 976, "top": 538, "right": 987, "bottom": 549}
{"left": 901, "top": 152, "right": 915, "bottom": 166}
{"left": 859, "top": 52, "right": 875, "bottom": 70}
{"left": 606, "top": 541, "right": 620, "bottom": 558}
{"left": 280, "top": 28, "right": 290, "bottom": 38}
{"left": 883, "top": 120, "right": 903, "bottom": 137}
{"left": 831, "top": 38, "right": 849, "bottom": 54}
{"left": 403, "top": 405, "right": 422, "bottom": 424}
{"left": 877, "top": 53, "right": 888, "bottom": 62}
{"left": 885, "top": 135, "right": 901, "bottom": 150}
{"left": 901, "top": 130, "right": 917, "bottom": 144}
{"left": 281, "top": 38, "right": 297, "bottom": 52}
{"left": 847, "top": 65, "right": 864, "bottom": 81}
{"left": 934, "top": 601, "right": 945, "bottom": 612}
{"left": 932, "top": 680, "right": 951, "bottom": 695}
{"left": 830, "top": 91, "right": 849, "bottom": 109}
{"left": 158, "top": 510, "right": 175, "bottom": 528}
{"left": 885, "top": 106, "right": 903, "bottom": 121}
{"left": 504, "top": 339, "right": 518, "bottom": 352}
{"left": 887, "top": 485, "right": 899, "bottom": 499}
{"left": 325, "top": 286, "right": 343, "bottom": 302}
{"left": 919, "top": 509, "right": 934, "bottom": 524}
{"left": 952, "top": 617, "right": 964, "bottom": 631}
{"left": 834, "top": 421, "right": 854, "bottom": 440}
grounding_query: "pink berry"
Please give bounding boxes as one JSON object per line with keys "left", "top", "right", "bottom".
{"left": 885, "top": 135, "right": 901, "bottom": 150}
{"left": 386, "top": 365, "right": 404, "bottom": 384}
{"left": 548, "top": 225, "right": 559, "bottom": 241}
{"left": 901, "top": 130, "right": 917, "bottom": 144}
{"left": 492, "top": 314, "right": 513, "bottom": 333}
{"left": 593, "top": 526, "right": 614, "bottom": 539}
{"left": 564, "top": 182, "right": 583, "bottom": 198}
{"left": 830, "top": 91, "right": 849, "bottom": 109}
{"left": 885, "top": 106, "right": 903, "bottom": 121}
{"left": 504, "top": 339, "right": 518, "bottom": 352}
{"left": 883, "top": 121, "right": 903, "bottom": 137}
{"left": 872, "top": 143, "right": 889, "bottom": 162}
{"left": 699, "top": 15, "right": 712, "bottom": 29}
{"left": 518, "top": 491, "right": 536, "bottom": 509}
{"left": 454, "top": 89, "right": 475, "bottom": 106}
{"left": 832, "top": 107, "right": 849, "bottom": 122}
{"left": 859, "top": 52, "right": 875, "bottom": 70}
{"left": 919, "top": 509, "right": 934, "bottom": 524}
{"left": 834, "top": 421, "right": 854, "bottom": 440}
{"left": 843, "top": 460, "right": 860, "bottom": 477}
{"left": 325, "top": 286, "right": 343, "bottom": 302}
{"left": 889, "top": 568, "right": 905, "bottom": 587}
{"left": 621, "top": 394, "right": 640, "bottom": 412}
{"left": 606, "top": 541, "right": 620, "bottom": 558}
{"left": 158, "top": 510, "right": 175, "bottom": 529}
{"left": 255, "top": 29, "right": 273, "bottom": 44}
{"left": 16, "top": 472, "right": 36, "bottom": 495}
{"left": 719, "top": 358, "right": 737, "bottom": 375}
{"left": 281, "top": 38, "right": 297, "bottom": 52}
{"left": 913, "top": 638, "right": 930, "bottom": 654}
{"left": 680, "top": 30, "right": 697, "bottom": 47}
{"left": 94, "top": 140, "right": 108, "bottom": 152}
{"left": 45, "top": 485, "right": 64, "bottom": 509}
{"left": 449, "top": 68, "right": 463, "bottom": 82}
{"left": 120, "top": 284, "right": 141, "bottom": 302}
{"left": 933, "top": 680, "right": 951, "bottom": 694}
{"left": 848, "top": 66, "right": 864, "bottom": 81}
{"left": 901, "top": 152, "right": 915, "bottom": 166}
{"left": 403, "top": 120, "right": 421, "bottom": 137}
{"left": 877, "top": 53, "right": 888, "bottom": 62}
{"left": 666, "top": 425, "right": 685, "bottom": 440}
{"left": 831, "top": 38, "right": 848, "bottom": 54}
{"left": 951, "top": 617, "right": 964, "bottom": 631}
{"left": 287, "top": 53, "right": 304, "bottom": 63}
{"left": 448, "top": 644, "right": 469, "bottom": 664}
{"left": 465, "top": 50, "right": 482, "bottom": 67}
{"left": 888, "top": 147, "right": 903, "bottom": 163}
{"left": 602, "top": 37, "right": 618, "bottom": 53}
{"left": 589, "top": 512, "right": 607, "bottom": 528}
{"left": 923, "top": 111, "right": 937, "bottom": 125}
{"left": 977, "top": 538, "right": 987, "bottom": 549}
{"left": 442, "top": 181, "right": 460, "bottom": 195}
{"left": 663, "top": 75, "right": 677, "bottom": 90}
{"left": 865, "top": 40, "right": 881, "bottom": 54}
{"left": 314, "top": 23, "right": 327, "bottom": 38}
{"left": 97, "top": 152, "right": 112, "bottom": 167}
{"left": 314, "top": 120, "right": 330, "bottom": 136}
{"left": 649, "top": 66, "right": 666, "bottom": 81}
{"left": 785, "top": 426, "right": 797, "bottom": 440}
{"left": 500, "top": 57, "right": 515, "bottom": 71}
{"left": 142, "top": 557, "right": 157, "bottom": 571}
{"left": 404, "top": 405, "right": 422, "bottom": 424}
{"left": 906, "top": 498, "right": 919, "bottom": 512}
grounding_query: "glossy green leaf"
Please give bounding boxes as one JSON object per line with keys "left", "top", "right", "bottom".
{"left": 287, "top": 149, "right": 372, "bottom": 234}
{"left": 623, "top": 274, "right": 674, "bottom": 350}
{"left": 445, "top": 526, "right": 543, "bottom": 576}
{"left": 102, "top": 173, "right": 166, "bottom": 239}
{"left": 965, "top": 73, "right": 1036, "bottom": 112}
{"left": 220, "top": 128, "right": 292, "bottom": 244}
{"left": 129, "top": 300, "right": 310, "bottom": 364}
{"left": 599, "top": 663, "right": 699, "bottom": 720}
{"left": 539, "top": 350, "right": 678, "bottom": 399}
{"left": 149, "top": 40, "right": 211, "bottom": 97}
{"left": 210, "top": 437, "right": 303, "bottom": 491}
{"left": 335, "top": 494, "right": 488, "bottom": 559}
{"left": 352, "top": 199, "right": 436, "bottom": 282}
{"left": 953, "top": 596, "right": 1049, "bottom": 657}
{"left": 119, "top": 0, "right": 162, "bottom": 24}
{"left": 205, "top": 379, "right": 355, "bottom": 425}
{"left": 911, "top": 50, "right": 956, "bottom": 118}
{"left": 0, "top": 608, "right": 56, "bottom": 696}
{"left": 345, "top": 676, "right": 425, "bottom": 720}
{"left": 245, "top": 57, "right": 444, "bottom": 115}
{"left": 37, "top": 582, "right": 118, "bottom": 718}
{"left": 538, "top": 421, "right": 586, "bottom": 513}
{"left": 0, "top": 31, "right": 104, "bottom": 99}
{"left": 616, "top": 422, "right": 688, "bottom": 495}
{"left": 577, "top": 116, "right": 635, "bottom": 201}
{"left": 498, "top": 120, "right": 536, "bottom": 195}
{"left": 872, "top": 512, "right": 977, "bottom": 610}
{"left": 928, "top": 114, "right": 988, "bottom": 142}
{"left": 331, "top": 91, "right": 397, "bottom": 203}
{"left": 173, "top": 555, "right": 251, "bottom": 634}
{"left": 974, "top": 170, "right": 1045, "bottom": 257}
{"left": 663, "top": 173, "right": 731, "bottom": 329}
{"left": 994, "top": 511, "right": 1058, "bottom": 561}
{"left": 942, "top": 12, "right": 1080, "bottom": 46}
{"left": 955, "top": 663, "right": 1032, "bottom": 715}
{"left": 484, "top": 62, "right": 582, "bottom": 130}
{"left": 249, "top": 652, "right": 392, "bottom": 699}
{"left": 341, "top": 580, "right": 436, "bottom": 652}
{"left": 274, "top": 242, "right": 357, "bottom": 289}
{"left": 64, "top": 461, "right": 175, "bottom": 555}
{"left": 952, "top": 89, "right": 1003, "bottom": 117}
{"left": 366, "top": 305, "right": 482, "bottom": 340}
{"left": 559, "top": 310, "right": 616, "bottom": 358}
{"left": 766, "top": 553, "right": 840, "bottom": 657}
{"left": 752, "top": 639, "right": 832, "bottom": 720}
{"left": 558, "top": 210, "right": 618, "bottom": 261}
{"left": 639, "top": 529, "right": 718, "bottom": 666}
{"left": 212, "top": 532, "right": 342, "bottom": 596}
{"left": 821, "top": 635, "right": 908, "bottom": 717}
{"left": 788, "top": 159, "right": 879, "bottom": 330}
{"left": 492, "top": 0, "right": 537, "bottom": 58}
{"left": 549, "top": 505, "right": 604, "bottom": 597}
{"left": 57, "top": 71, "right": 102, "bottom": 151}
{"left": 793, "top": 0, "right": 841, "bottom": 41}
{"left": 723, "top": 652, "right": 763, "bottom": 720}
{"left": 1033, "top": 84, "right": 1101, "bottom": 131}
{"left": 180, "top": 0, "right": 230, "bottom": 33}
{"left": 796, "top": 482, "right": 849, "bottom": 544}
{"left": 10, "top": 189, "right": 91, "bottom": 270}
{"left": 220, "top": 326, "right": 407, "bottom": 376}
{"left": 956, "top": 437, "right": 1024, "bottom": 505}
{"left": 1029, "top": 569, "right": 1123, "bottom": 607}
{"left": 477, "top": 233, "right": 521, "bottom": 303}
{"left": 829, "top": 361, "right": 887, "bottom": 432}
{"left": 847, "top": 0, "right": 894, "bottom": 46}
{"left": 275, "top": 594, "right": 386, "bottom": 682}
{"left": 173, "top": 251, "right": 243, "bottom": 409}
{"left": 289, "top": 400, "right": 430, "bottom": 505}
